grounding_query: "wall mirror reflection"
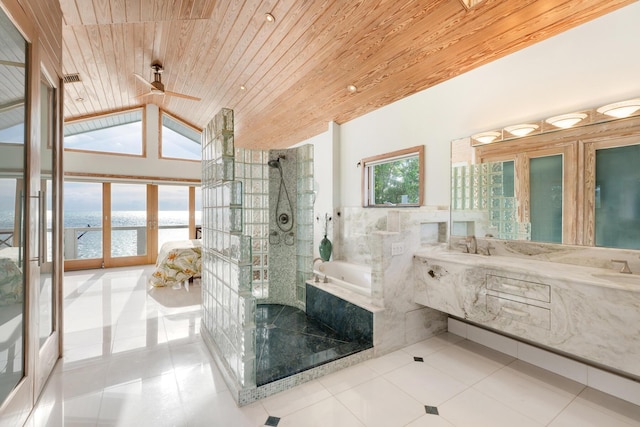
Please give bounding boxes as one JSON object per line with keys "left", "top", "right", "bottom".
{"left": 451, "top": 113, "right": 640, "bottom": 250}
{"left": 361, "top": 145, "right": 424, "bottom": 207}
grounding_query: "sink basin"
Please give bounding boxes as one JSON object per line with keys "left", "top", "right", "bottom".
{"left": 591, "top": 273, "right": 640, "bottom": 286}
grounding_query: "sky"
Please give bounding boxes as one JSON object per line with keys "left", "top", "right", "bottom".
{"left": 63, "top": 181, "right": 197, "bottom": 211}
{"left": 1, "top": 118, "right": 202, "bottom": 214}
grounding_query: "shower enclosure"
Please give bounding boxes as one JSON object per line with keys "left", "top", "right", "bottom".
{"left": 200, "top": 108, "right": 316, "bottom": 404}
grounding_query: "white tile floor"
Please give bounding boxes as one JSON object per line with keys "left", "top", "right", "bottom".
{"left": 26, "top": 266, "right": 640, "bottom": 427}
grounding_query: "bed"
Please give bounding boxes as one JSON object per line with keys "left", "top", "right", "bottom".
{"left": 149, "top": 240, "right": 202, "bottom": 289}
{"left": 0, "top": 247, "right": 23, "bottom": 306}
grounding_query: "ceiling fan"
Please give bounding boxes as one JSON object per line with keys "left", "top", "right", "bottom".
{"left": 133, "top": 62, "right": 201, "bottom": 101}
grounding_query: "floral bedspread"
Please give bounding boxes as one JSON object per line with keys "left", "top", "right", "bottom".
{"left": 149, "top": 240, "right": 202, "bottom": 288}
{"left": 0, "top": 247, "right": 23, "bottom": 306}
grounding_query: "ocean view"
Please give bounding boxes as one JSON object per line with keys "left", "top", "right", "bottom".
{"left": 0, "top": 210, "right": 200, "bottom": 259}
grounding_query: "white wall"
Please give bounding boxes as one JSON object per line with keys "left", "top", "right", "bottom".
{"left": 64, "top": 104, "right": 201, "bottom": 183}
{"left": 294, "top": 123, "right": 336, "bottom": 259}
{"left": 333, "top": 2, "right": 640, "bottom": 208}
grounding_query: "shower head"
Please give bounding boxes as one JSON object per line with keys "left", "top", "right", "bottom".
{"left": 268, "top": 159, "right": 280, "bottom": 168}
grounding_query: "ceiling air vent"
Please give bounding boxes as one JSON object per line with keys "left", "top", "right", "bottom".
{"left": 63, "top": 73, "right": 81, "bottom": 84}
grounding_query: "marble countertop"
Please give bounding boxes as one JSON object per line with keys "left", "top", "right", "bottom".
{"left": 413, "top": 249, "right": 640, "bottom": 292}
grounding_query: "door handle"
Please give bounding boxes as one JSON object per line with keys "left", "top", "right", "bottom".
{"left": 30, "top": 190, "right": 44, "bottom": 266}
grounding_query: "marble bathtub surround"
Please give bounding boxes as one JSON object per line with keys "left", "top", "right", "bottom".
{"left": 333, "top": 207, "right": 450, "bottom": 355}
{"left": 306, "top": 284, "right": 374, "bottom": 344}
{"left": 413, "top": 247, "right": 640, "bottom": 379}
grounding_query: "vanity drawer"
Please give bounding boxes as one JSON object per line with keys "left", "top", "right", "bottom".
{"left": 486, "top": 274, "right": 550, "bottom": 303}
{"left": 487, "top": 295, "right": 550, "bottom": 330}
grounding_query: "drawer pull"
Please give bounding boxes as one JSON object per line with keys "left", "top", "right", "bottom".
{"left": 500, "top": 283, "right": 525, "bottom": 291}
{"left": 502, "top": 306, "right": 529, "bottom": 317}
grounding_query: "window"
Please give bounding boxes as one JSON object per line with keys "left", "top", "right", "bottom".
{"left": 64, "top": 109, "right": 143, "bottom": 155}
{"left": 362, "top": 145, "right": 424, "bottom": 207}
{"left": 161, "top": 112, "right": 201, "bottom": 160}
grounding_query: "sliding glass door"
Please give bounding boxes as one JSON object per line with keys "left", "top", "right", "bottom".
{"left": 106, "top": 183, "right": 151, "bottom": 266}
{"left": 63, "top": 181, "right": 103, "bottom": 269}
{"left": 64, "top": 183, "right": 200, "bottom": 270}
{"left": 0, "top": 4, "right": 63, "bottom": 423}
{"left": 0, "top": 5, "right": 29, "bottom": 418}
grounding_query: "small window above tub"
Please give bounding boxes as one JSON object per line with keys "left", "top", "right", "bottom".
{"left": 361, "top": 145, "right": 424, "bottom": 207}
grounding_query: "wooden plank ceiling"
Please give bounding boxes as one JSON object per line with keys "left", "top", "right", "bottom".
{"left": 59, "top": 0, "right": 634, "bottom": 149}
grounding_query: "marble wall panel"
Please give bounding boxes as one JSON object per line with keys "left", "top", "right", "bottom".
{"left": 335, "top": 207, "right": 450, "bottom": 354}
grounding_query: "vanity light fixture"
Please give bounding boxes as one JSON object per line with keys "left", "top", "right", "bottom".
{"left": 472, "top": 131, "right": 501, "bottom": 144}
{"left": 504, "top": 123, "right": 538, "bottom": 137}
{"left": 597, "top": 99, "right": 640, "bottom": 119}
{"left": 545, "top": 112, "right": 587, "bottom": 129}
{"left": 265, "top": 13, "right": 275, "bottom": 22}
{"left": 347, "top": 84, "right": 357, "bottom": 93}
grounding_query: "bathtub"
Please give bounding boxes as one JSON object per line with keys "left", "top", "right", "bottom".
{"left": 314, "top": 260, "right": 372, "bottom": 297}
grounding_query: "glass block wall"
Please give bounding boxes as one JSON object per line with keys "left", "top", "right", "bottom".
{"left": 451, "top": 161, "right": 530, "bottom": 240}
{"left": 234, "top": 148, "right": 270, "bottom": 299}
{"left": 201, "top": 108, "right": 256, "bottom": 389}
{"left": 295, "top": 144, "right": 315, "bottom": 304}
{"left": 227, "top": 145, "right": 313, "bottom": 309}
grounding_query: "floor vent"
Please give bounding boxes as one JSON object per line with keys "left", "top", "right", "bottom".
{"left": 63, "top": 73, "right": 81, "bottom": 83}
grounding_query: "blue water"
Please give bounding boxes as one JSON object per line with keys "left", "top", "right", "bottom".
{"left": 0, "top": 210, "right": 200, "bottom": 260}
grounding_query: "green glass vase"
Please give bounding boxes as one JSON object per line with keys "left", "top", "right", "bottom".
{"left": 319, "top": 235, "right": 332, "bottom": 261}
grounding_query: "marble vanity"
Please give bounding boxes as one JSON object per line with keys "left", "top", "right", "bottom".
{"left": 413, "top": 249, "right": 640, "bottom": 379}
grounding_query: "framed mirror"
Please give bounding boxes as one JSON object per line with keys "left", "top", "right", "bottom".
{"left": 451, "top": 112, "right": 640, "bottom": 249}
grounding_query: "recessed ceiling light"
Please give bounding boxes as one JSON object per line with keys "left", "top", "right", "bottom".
{"left": 240, "top": 85, "right": 246, "bottom": 91}
{"left": 265, "top": 13, "right": 275, "bottom": 22}
{"left": 347, "top": 84, "right": 357, "bottom": 93}
{"left": 545, "top": 113, "right": 587, "bottom": 128}
{"left": 75, "top": 97, "right": 84, "bottom": 102}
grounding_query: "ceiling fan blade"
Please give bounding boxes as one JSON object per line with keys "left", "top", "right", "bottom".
{"left": 164, "top": 90, "right": 201, "bottom": 101}
{"left": 133, "top": 73, "right": 153, "bottom": 88}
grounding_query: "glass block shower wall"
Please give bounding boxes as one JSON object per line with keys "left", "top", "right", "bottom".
{"left": 201, "top": 108, "right": 257, "bottom": 390}
{"left": 234, "top": 148, "right": 270, "bottom": 300}
{"left": 451, "top": 161, "right": 531, "bottom": 240}
{"left": 295, "top": 144, "right": 314, "bottom": 303}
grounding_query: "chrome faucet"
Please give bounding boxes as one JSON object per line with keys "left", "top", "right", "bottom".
{"left": 465, "top": 235, "right": 477, "bottom": 254}
{"left": 611, "top": 259, "right": 632, "bottom": 274}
